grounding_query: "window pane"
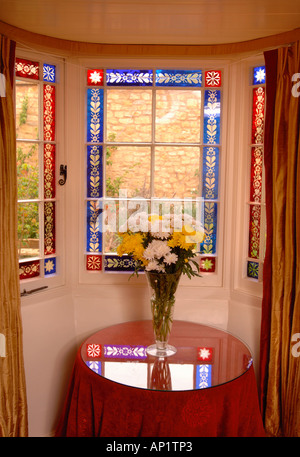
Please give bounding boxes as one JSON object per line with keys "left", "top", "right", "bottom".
{"left": 155, "top": 90, "right": 201, "bottom": 143}
{"left": 43, "top": 64, "right": 56, "bottom": 83}
{"left": 106, "top": 89, "right": 152, "bottom": 143}
{"left": 15, "top": 58, "right": 39, "bottom": 80}
{"left": 155, "top": 69, "right": 202, "bottom": 87}
{"left": 17, "top": 202, "right": 39, "bottom": 259}
{"left": 87, "top": 88, "right": 104, "bottom": 143}
{"left": 16, "top": 142, "right": 39, "bottom": 200}
{"left": 44, "top": 202, "right": 56, "bottom": 255}
{"left": 106, "top": 69, "right": 153, "bottom": 86}
{"left": 154, "top": 146, "right": 200, "bottom": 199}
{"left": 248, "top": 204, "right": 261, "bottom": 259}
{"left": 203, "top": 89, "right": 221, "bottom": 145}
{"left": 251, "top": 87, "right": 265, "bottom": 145}
{"left": 15, "top": 80, "right": 39, "bottom": 140}
{"left": 106, "top": 145, "right": 151, "bottom": 198}
{"left": 44, "top": 84, "right": 56, "bottom": 142}
{"left": 44, "top": 143, "right": 56, "bottom": 199}
{"left": 103, "top": 199, "right": 151, "bottom": 254}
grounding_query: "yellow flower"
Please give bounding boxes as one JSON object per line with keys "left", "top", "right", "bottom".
{"left": 117, "top": 232, "right": 147, "bottom": 264}
{"left": 168, "top": 232, "right": 195, "bottom": 250}
{"left": 182, "top": 224, "right": 206, "bottom": 243}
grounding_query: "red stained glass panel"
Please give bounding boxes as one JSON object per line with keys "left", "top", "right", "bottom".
{"left": 86, "top": 255, "right": 102, "bottom": 271}
{"left": 19, "top": 260, "right": 40, "bottom": 280}
{"left": 250, "top": 146, "right": 263, "bottom": 203}
{"left": 87, "top": 69, "right": 104, "bottom": 86}
{"left": 44, "top": 202, "right": 56, "bottom": 255}
{"left": 251, "top": 87, "right": 265, "bottom": 145}
{"left": 200, "top": 257, "right": 216, "bottom": 273}
{"left": 205, "top": 70, "right": 221, "bottom": 87}
{"left": 248, "top": 205, "right": 261, "bottom": 259}
{"left": 44, "top": 84, "right": 55, "bottom": 141}
{"left": 44, "top": 144, "right": 56, "bottom": 199}
{"left": 15, "top": 58, "right": 39, "bottom": 80}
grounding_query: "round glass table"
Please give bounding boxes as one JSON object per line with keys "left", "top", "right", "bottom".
{"left": 81, "top": 320, "right": 253, "bottom": 391}
{"left": 56, "top": 320, "right": 265, "bottom": 437}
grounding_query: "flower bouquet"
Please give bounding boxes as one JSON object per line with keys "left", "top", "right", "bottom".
{"left": 117, "top": 211, "right": 205, "bottom": 357}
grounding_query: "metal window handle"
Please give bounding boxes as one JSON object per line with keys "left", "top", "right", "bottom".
{"left": 59, "top": 164, "right": 67, "bottom": 185}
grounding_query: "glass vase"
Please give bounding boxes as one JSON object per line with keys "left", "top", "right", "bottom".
{"left": 146, "top": 269, "right": 182, "bottom": 357}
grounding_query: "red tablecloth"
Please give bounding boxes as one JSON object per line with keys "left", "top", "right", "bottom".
{"left": 55, "top": 321, "right": 265, "bottom": 437}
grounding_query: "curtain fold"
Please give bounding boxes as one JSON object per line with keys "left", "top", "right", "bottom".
{"left": 260, "top": 42, "right": 300, "bottom": 437}
{"left": 0, "top": 34, "right": 28, "bottom": 437}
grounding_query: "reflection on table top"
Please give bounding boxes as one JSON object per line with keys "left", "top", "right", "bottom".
{"left": 80, "top": 320, "right": 253, "bottom": 392}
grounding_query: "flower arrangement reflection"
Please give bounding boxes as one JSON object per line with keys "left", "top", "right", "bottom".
{"left": 117, "top": 211, "right": 206, "bottom": 357}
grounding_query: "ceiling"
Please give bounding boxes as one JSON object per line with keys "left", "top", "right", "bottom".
{"left": 0, "top": 0, "right": 299, "bottom": 46}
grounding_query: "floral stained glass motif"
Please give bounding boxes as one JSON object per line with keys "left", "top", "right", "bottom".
{"left": 19, "top": 260, "right": 40, "bottom": 280}
{"left": 106, "top": 69, "right": 153, "bottom": 86}
{"left": 203, "top": 90, "right": 221, "bottom": 145}
{"left": 247, "top": 261, "right": 259, "bottom": 279}
{"left": 198, "top": 347, "right": 214, "bottom": 362}
{"left": 86, "top": 254, "right": 102, "bottom": 271}
{"left": 200, "top": 257, "right": 216, "bottom": 273}
{"left": 87, "top": 69, "right": 104, "bottom": 86}
{"left": 87, "top": 344, "right": 101, "bottom": 358}
{"left": 87, "top": 88, "right": 104, "bottom": 143}
{"left": 248, "top": 205, "right": 261, "bottom": 259}
{"left": 155, "top": 70, "right": 202, "bottom": 87}
{"left": 253, "top": 66, "right": 266, "bottom": 85}
{"left": 104, "top": 345, "right": 147, "bottom": 359}
{"left": 103, "top": 255, "right": 137, "bottom": 272}
{"left": 196, "top": 365, "right": 212, "bottom": 389}
{"left": 251, "top": 86, "right": 265, "bottom": 144}
{"left": 15, "top": 58, "right": 39, "bottom": 80}
{"left": 200, "top": 202, "right": 217, "bottom": 255}
{"left": 44, "top": 84, "right": 55, "bottom": 141}
{"left": 44, "top": 257, "right": 56, "bottom": 275}
{"left": 205, "top": 71, "right": 221, "bottom": 87}
{"left": 87, "top": 145, "right": 103, "bottom": 198}
{"left": 44, "top": 202, "right": 55, "bottom": 255}
{"left": 87, "top": 200, "right": 102, "bottom": 253}
{"left": 86, "top": 361, "right": 102, "bottom": 375}
{"left": 250, "top": 146, "right": 263, "bottom": 203}
{"left": 44, "top": 144, "right": 56, "bottom": 199}
{"left": 202, "top": 147, "right": 219, "bottom": 200}
{"left": 43, "top": 64, "right": 56, "bottom": 83}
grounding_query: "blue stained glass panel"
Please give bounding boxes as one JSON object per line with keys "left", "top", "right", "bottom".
{"left": 43, "top": 64, "right": 56, "bottom": 82}
{"left": 87, "top": 145, "right": 103, "bottom": 198}
{"left": 104, "top": 255, "right": 139, "bottom": 272}
{"left": 87, "top": 88, "right": 104, "bottom": 143}
{"left": 196, "top": 365, "right": 212, "bottom": 389}
{"left": 106, "top": 69, "right": 153, "bottom": 86}
{"left": 44, "top": 257, "right": 56, "bottom": 275}
{"left": 86, "top": 361, "right": 102, "bottom": 375}
{"left": 155, "top": 69, "right": 202, "bottom": 87}
{"left": 247, "top": 261, "right": 259, "bottom": 279}
{"left": 202, "top": 147, "right": 219, "bottom": 200}
{"left": 203, "top": 89, "right": 221, "bottom": 145}
{"left": 87, "top": 200, "right": 102, "bottom": 253}
{"left": 253, "top": 66, "right": 266, "bottom": 85}
{"left": 200, "top": 202, "right": 217, "bottom": 255}
{"left": 104, "top": 345, "right": 147, "bottom": 359}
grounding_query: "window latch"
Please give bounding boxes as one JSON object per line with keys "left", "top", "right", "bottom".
{"left": 59, "top": 164, "right": 67, "bottom": 185}
{"left": 21, "top": 286, "right": 48, "bottom": 297}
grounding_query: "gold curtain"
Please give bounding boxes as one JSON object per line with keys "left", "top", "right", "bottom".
{"left": 261, "top": 41, "right": 300, "bottom": 437}
{"left": 0, "top": 35, "right": 28, "bottom": 436}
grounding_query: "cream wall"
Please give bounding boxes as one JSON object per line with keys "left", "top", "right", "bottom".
{"left": 19, "top": 53, "right": 263, "bottom": 437}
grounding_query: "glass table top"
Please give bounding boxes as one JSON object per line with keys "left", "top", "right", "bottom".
{"left": 81, "top": 320, "right": 253, "bottom": 392}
